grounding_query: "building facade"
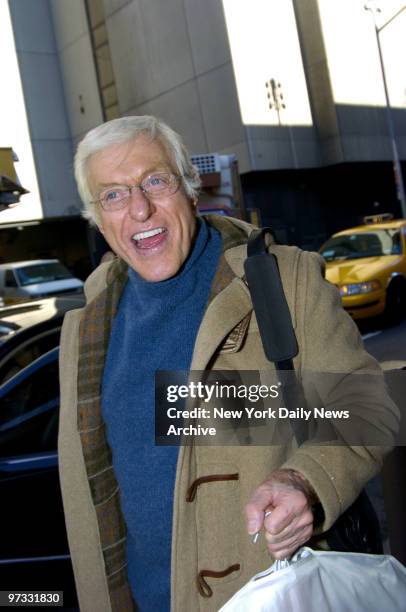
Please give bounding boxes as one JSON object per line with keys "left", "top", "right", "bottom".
{"left": 4, "top": 0, "right": 406, "bottom": 252}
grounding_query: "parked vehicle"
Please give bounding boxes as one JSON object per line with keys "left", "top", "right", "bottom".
{"left": 0, "top": 260, "right": 83, "bottom": 305}
{"left": 0, "top": 296, "right": 84, "bottom": 605}
{"left": 0, "top": 295, "right": 85, "bottom": 383}
{"left": 319, "top": 215, "right": 406, "bottom": 323}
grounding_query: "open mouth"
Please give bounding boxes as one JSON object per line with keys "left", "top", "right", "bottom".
{"left": 131, "top": 227, "right": 167, "bottom": 250}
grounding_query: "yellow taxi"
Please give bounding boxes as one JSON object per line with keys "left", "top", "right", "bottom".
{"left": 319, "top": 214, "right": 406, "bottom": 322}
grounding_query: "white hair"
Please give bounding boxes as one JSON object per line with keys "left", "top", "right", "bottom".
{"left": 74, "top": 115, "right": 201, "bottom": 226}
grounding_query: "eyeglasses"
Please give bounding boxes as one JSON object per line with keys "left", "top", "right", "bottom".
{"left": 93, "top": 172, "right": 182, "bottom": 211}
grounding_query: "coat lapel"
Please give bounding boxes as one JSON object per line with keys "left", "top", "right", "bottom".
{"left": 190, "top": 274, "right": 253, "bottom": 370}
{"left": 190, "top": 216, "right": 254, "bottom": 371}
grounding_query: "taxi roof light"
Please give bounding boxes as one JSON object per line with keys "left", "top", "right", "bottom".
{"left": 363, "top": 213, "right": 394, "bottom": 224}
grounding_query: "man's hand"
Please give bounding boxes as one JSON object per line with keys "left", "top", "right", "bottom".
{"left": 245, "top": 469, "right": 317, "bottom": 559}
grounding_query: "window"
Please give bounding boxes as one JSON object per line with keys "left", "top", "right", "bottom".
{"left": 15, "top": 262, "right": 73, "bottom": 286}
{"left": 320, "top": 229, "right": 402, "bottom": 261}
{"left": 5, "top": 270, "right": 18, "bottom": 287}
{"left": 0, "top": 329, "right": 61, "bottom": 383}
{"left": 0, "top": 352, "right": 60, "bottom": 457}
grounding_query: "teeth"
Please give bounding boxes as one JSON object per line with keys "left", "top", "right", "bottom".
{"left": 132, "top": 227, "right": 165, "bottom": 241}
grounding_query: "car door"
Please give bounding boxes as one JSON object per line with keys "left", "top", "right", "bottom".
{"left": 0, "top": 348, "right": 78, "bottom": 607}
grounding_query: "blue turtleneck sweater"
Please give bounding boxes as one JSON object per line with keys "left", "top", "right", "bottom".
{"left": 101, "top": 219, "right": 222, "bottom": 611}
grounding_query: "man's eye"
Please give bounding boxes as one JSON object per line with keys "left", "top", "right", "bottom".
{"left": 104, "top": 189, "right": 124, "bottom": 201}
{"left": 147, "top": 175, "right": 167, "bottom": 188}
{"left": 106, "top": 191, "right": 118, "bottom": 200}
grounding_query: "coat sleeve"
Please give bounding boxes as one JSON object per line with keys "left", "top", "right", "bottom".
{"left": 279, "top": 249, "right": 400, "bottom": 532}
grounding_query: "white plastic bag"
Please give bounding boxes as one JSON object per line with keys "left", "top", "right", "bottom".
{"left": 219, "top": 547, "right": 406, "bottom": 612}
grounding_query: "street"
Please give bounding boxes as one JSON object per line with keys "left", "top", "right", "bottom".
{"left": 361, "top": 319, "right": 406, "bottom": 365}
{"left": 358, "top": 317, "right": 406, "bottom": 559}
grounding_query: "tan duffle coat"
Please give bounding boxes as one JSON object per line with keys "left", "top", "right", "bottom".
{"left": 58, "top": 216, "right": 398, "bottom": 611}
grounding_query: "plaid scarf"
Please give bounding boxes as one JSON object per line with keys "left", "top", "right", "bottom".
{"left": 76, "top": 216, "right": 249, "bottom": 610}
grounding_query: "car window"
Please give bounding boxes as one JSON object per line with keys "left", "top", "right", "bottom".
{"left": 5, "top": 270, "right": 18, "bottom": 288}
{"left": 0, "top": 329, "right": 61, "bottom": 383}
{"left": 391, "top": 231, "right": 402, "bottom": 255}
{"left": 15, "top": 262, "right": 74, "bottom": 286}
{"left": 320, "top": 229, "right": 402, "bottom": 261}
{"left": 0, "top": 351, "right": 60, "bottom": 457}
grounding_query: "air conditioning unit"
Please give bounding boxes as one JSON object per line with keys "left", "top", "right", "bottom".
{"left": 190, "top": 153, "right": 223, "bottom": 175}
{"left": 191, "top": 153, "right": 243, "bottom": 217}
{"left": 190, "top": 153, "right": 261, "bottom": 225}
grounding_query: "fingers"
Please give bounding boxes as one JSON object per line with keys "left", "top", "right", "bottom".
{"left": 265, "top": 523, "right": 314, "bottom": 560}
{"left": 264, "top": 490, "right": 308, "bottom": 534}
{"left": 246, "top": 471, "right": 316, "bottom": 558}
{"left": 264, "top": 507, "right": 313, "bottom": 541}
{"left": 245, "top": 481, "right": 309, "bottom": 535}
{"left": 264, "top": 512, "right": 313, "bottom": 559}
{"left": 245, "top": 482, "right": 274, "bottom": 534}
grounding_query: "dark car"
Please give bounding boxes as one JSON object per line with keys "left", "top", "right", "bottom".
{"left": 0, "top": 296, "right": 84, "bottom": 608}
{"left": 0, "top": 295, "right": 84, "bottom": 383}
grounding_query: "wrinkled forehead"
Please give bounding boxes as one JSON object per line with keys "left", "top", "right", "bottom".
{"left": 87, "top": 134, "right": 176, "bottom": 189}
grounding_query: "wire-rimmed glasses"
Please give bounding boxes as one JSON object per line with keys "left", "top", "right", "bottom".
{"left": 93, "top": 172, "right": 182, "bottom": 211}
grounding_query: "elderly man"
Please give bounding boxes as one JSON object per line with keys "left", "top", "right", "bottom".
{"left": 59, "top": 115, "right": 397, "bottom": 612}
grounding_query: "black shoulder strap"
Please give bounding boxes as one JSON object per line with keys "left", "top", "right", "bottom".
{"left": 244, "top": 228, "right": 298, "bottom": 367}
{"left": 244, "top": 227, "right": 307, "bottom": 445}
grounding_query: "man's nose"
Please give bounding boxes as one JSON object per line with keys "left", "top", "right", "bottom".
{"left": 127, "top": 187, "right": 153, "bottom": 222}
